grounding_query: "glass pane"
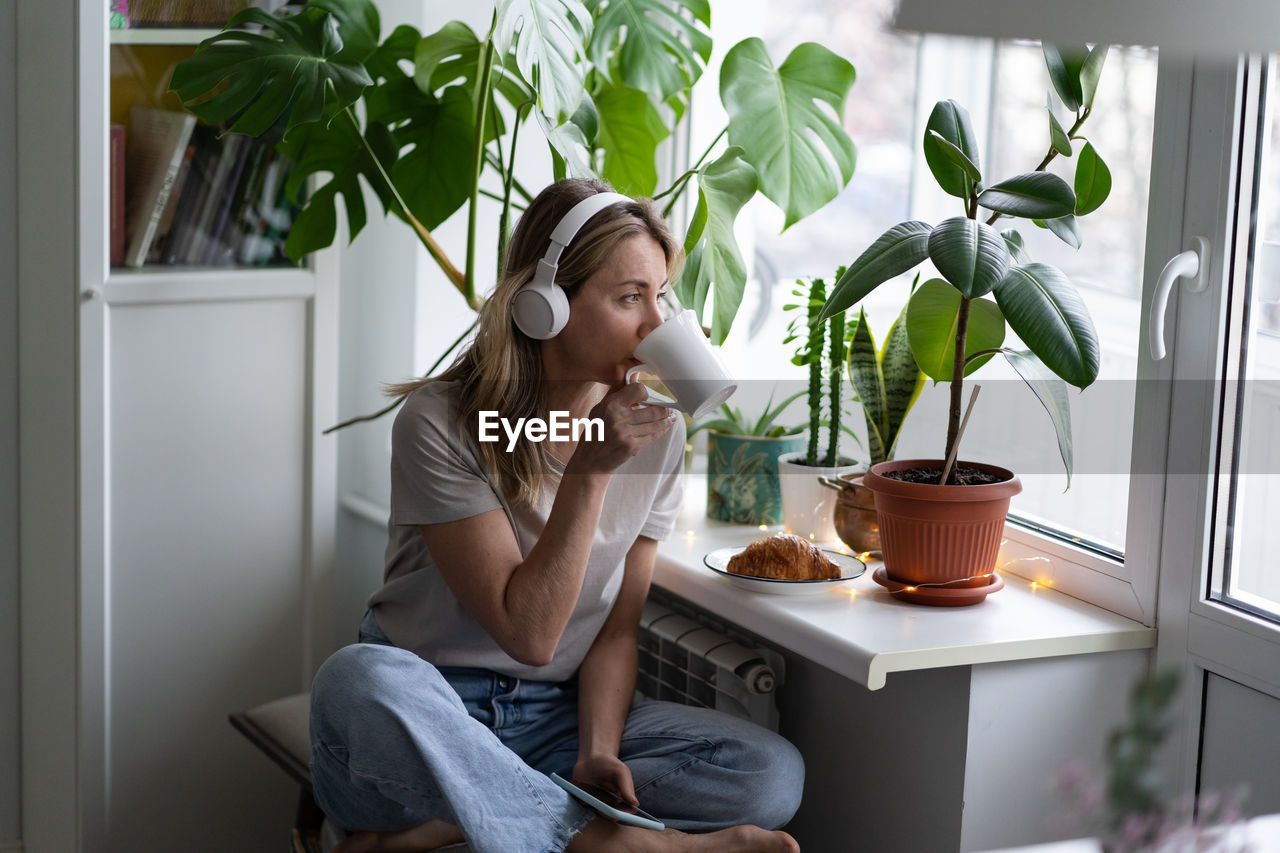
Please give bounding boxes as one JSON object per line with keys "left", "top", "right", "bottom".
{"left": 1221, "top": 56, "right": 1280, "bottom": 619}
{"left": 704, "top": 0, "right": 1157, "bottom": 555}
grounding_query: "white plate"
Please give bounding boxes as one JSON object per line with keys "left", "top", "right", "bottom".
{"left": 703, "top": 546, "right": 867, "bottom": 596}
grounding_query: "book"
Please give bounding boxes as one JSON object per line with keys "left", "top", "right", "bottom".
{"left": 110, "top": 124, "right": 125, "bottom": 265}
{"left": 160, "top": 125, "right": 218, "bottom": 265}
{"left": 181, "top": 132, "right": 245, "bottom": 265}
{"left": 201, "top": 135, "right": 255, "bottom": 265}
{"left": 208, "top": 137, "right": 272, "bottom": 267}
{"left": 145, "top": 141, "right": 195, "bottom": 264}
{"left": 122, "top": 106, "right": 196, "bottom": 268}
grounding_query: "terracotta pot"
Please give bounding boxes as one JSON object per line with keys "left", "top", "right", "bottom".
{"left": 863, "top": 459, "right": 1022, "bottom": 587}
{"left": 777, "top": 452, "right": 861, "bottom": 543}
{"left": 833, "top": 472, "right": 880, "bottom": 554}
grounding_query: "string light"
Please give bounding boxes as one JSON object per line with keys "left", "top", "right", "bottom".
{"left": 757, "top": 524, "right": 768, "bottom": 531}
{"left": 885, "top": 571, "right": 999, "bottom": 595}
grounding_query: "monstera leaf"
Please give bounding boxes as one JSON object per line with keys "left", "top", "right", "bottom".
{"left": 585, "top": 0, "right": 712, "bottom": 102}
{"left": 593, "top": 77, "right": 670, "bottom": 196}
{"left": 391, "top": 87, "right": 487, "bottom": 231}
{"left": 277, "top": 106, "right": 399, "bottom": 260}
{"left": 168, "top": 6, "right": 373, "bottom": 138}
{"left": 412, "top": 20, "right": 530, "bottom": 113}
{"left": 494, "top": 0, "right": 593, "bottom": 125}
{"left": 675, "top": 147, "right": 759, "bottom": 343}
{"left": 720, "top": 38, "right": 857, "bottom": 228}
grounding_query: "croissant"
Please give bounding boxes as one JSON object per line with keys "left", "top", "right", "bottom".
{"left": 726, "top": 533, "right": 841, "bottom": 581}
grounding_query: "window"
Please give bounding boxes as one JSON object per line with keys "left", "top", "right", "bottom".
{"left": 691, "top": 0, "right": 1158, "bottom": 611}
{"left": 1211, "top": 55, "right": 1280, "bottom": 622}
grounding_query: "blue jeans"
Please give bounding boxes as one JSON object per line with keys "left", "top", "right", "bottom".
{"left": 309, "top": 611, "right": 805, "bottom": 853}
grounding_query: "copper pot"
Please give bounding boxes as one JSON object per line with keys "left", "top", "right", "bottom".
{"left": 832, "top": 472, "right": 880, "bottom": 554}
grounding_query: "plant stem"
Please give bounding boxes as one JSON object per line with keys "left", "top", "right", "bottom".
{"left": 806, "top": 278, "right": 826, "bottom": 466}
{"left": 944, "top": 296, "right": 972, "bottom": 481}
{"left": 985, "top": 106, "right": 1092, "bottom": 228}
{"left": 322, "top": 316, "right": 480, "bottom": 433}
{"left": 657, "top": 126, "right": 728, "bottom": 218}
{"left": 465, "top": 29, "right": 497, "bottom": 309}
{"left": 340, "top": 102, "right": 467, "bottom": 296}
{"left": 497, "top": 100, "right": 533, "bottom": 277}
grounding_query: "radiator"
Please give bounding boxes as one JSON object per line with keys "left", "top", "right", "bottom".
{"left": 635, "top": 594, "right": 785, "bottom": 732}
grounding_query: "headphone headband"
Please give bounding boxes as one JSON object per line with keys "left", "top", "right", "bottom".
{"left": 513, "top": 190, "right": 634, "bottom": 340}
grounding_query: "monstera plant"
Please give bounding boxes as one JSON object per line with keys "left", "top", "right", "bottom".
{"left": 818, "top": 44, "right": 1113, "bottom": 487}
{"left": 168, "top": 0, "right": 858, "bottom": 346}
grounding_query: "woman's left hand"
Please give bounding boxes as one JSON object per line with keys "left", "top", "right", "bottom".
{"left": 572, "top": 753, "right": 638, "bottom": 806}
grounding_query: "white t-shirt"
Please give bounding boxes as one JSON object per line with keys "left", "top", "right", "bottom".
{"left": 368, "top": 380, "right": 686, "bottom": 682}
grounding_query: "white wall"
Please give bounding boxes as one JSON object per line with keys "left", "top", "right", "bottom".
{"left": 1200, "top": 674, "right": 1280, "bottom": 817}
{"left": 331, "top": 0, "right": 552, "bottom": 651}
{"left": 0, "top": 0, "right": 20, "bottom": 844}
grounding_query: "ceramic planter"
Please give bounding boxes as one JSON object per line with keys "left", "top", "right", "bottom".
{"left": 833, "top": 472, "right": 880, "bottom": 554}
{"left": 863, "top": 459, "right": 1022, "bottom": 602}
{"left": 777, "top": 451, "right": 861, "bottom": 542}
{"left": 706, "top": 431, "right": 806, "bottom": 525}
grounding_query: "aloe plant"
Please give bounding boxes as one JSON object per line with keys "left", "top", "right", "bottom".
{"left": 818, "top": 45, "right": 1112, "bottom": 486}
{"left": 845, "top": 292, "right": 925, "bottom": 467}
{"left": 167, "top": 0, "right": 858, "bottom": 343}
{"left": 687, "top": 388, "right": 805, "bottom": 438}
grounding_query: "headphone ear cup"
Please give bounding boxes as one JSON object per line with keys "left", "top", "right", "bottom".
{"left": 512, "top": 262, "right": 570, "bottom": 339}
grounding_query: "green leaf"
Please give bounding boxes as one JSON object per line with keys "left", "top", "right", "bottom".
{"left": 1080, "top": 44, "right": 1109, "bottom": 110}
{"left": 1001, "top": 229, "right": 1032, "bottom": 265}
{"left": 993, "top": 263, "right": 1100, "bottom": 388}
{"left": 1003, "top": 349, "right": 1074, "bottom": 487}
{"left": 880, "top": 298, "right": 925, "bottom": 460}
{"left": 720, "top": 38, "right": 857, "bottom": 228}
{"left": 1048, "top": 107, "right": 1072, "bottom": 156}
{"left": 906, "top": 279, "right": 1006, "bottom": 382}
{"left": 276, "top": 105, "right": 398, "bottom": 259}
{"left": 978, "top": 172, "right": 1076, "bottom": 220}
{"left": 1043, "top": 44, "right": 1085, "bottom": 112}
{"left": 751, "top": 389, "right": 806, "bottom": 436}
{"left": 391, "top": 86, "right": 480, "bottom": 231}
{"left": 309, "top": 0, "right": 381, "bottom": 62}
{"left": 818, "top": 220, "right": 931, "bottom": 321}
{"left": 674, "top": 147, "right": 760, "bottom": 344}
{"left": 1074, "top": 141, "right": 1112, "bottom": 215}
{"left": 537, "top": 109, "right": 594, "bottom": 178}
{"left": 923, "top": 99, "right": 982, "bottom": 199}
{"left": 593, "top": 78, "right": 670, "bottom": 196}
{"left": 846, "top": 309, "right": 887, "bottom": 464}
{"left": 169, "top": 7, "right": 374, "bottom": 138}
{"left": 1045, "top": 214, "right": 1082, "bottom": 249}
{"left": 494, "top": 0, "right": 594, "bottom": 125}
{"left": 585, "top": 0, "right": 712, "bottom": 102}
{"left": 927, "top": 217, "right": 1012, "bottom": 298}
{"left": 926, "top": 129, "right": 982, "bottom": 185}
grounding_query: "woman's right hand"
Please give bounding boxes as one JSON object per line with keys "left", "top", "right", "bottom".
{"left": 565, "top": 382, "right": 676, "bottom": 476}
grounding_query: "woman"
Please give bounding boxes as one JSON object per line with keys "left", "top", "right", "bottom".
{"left": 309, "top": 178, "right": 804, "bottom": 853}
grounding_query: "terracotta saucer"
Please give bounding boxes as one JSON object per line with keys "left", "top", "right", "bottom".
{"left": 871, "top": 567, "right": 1004, "bottom": 606}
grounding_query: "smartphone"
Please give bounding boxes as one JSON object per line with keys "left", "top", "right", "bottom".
{"left": 548, "top": 772, "right": 666, "bottom": 831}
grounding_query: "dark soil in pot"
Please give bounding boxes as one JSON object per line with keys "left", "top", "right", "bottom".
{"left": 881, "top": 465, "right": 1008, "bottom": 486}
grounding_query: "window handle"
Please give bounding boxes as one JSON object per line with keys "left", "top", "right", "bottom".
{"left": 1150, "top": 236, "right": 1209, "bottom": 360}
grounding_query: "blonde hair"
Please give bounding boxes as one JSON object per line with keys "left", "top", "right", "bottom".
{"left": 386, "top": 178, "right": 683, "bottom": 506}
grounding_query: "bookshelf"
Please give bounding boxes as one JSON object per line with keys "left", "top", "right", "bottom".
{"left": 77, "top": 5, "right": 339, "bottom": 851}
{"left": 108, "top": 17, "right": 305, "bottom": 275}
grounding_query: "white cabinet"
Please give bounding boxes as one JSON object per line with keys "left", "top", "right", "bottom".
{"left": 16, "top": 3, "right": 338, "bottom": 849}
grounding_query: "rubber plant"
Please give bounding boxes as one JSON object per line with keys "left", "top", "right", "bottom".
{"left": 818, "top": 45, "right": 1113, "bottom": 487}
{"left": 167, "top": 0, "right": 859, "bottom": 351}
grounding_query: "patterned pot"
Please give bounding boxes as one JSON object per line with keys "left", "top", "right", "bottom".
{"left": 706, "top": 432, "right": 805, "bottom": 525}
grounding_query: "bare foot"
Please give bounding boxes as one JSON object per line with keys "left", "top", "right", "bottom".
{"left": 568, "top": 819, "right": 800, "bottom": 853}
{"left": 331, "top": 819, "right": 465, "bottom": 853}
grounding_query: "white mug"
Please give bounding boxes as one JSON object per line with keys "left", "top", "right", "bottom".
{"left": 625, "top": 309, "right": 738, "bottom": 419}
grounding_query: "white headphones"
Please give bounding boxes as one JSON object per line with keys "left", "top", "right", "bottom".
{"left": 511, "top": 191, "right": 633, "bottom": 340}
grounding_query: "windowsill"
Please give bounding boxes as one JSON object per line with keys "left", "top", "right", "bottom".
{"left": 653, "top": 475, "right": 1156, "bottom": 690}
